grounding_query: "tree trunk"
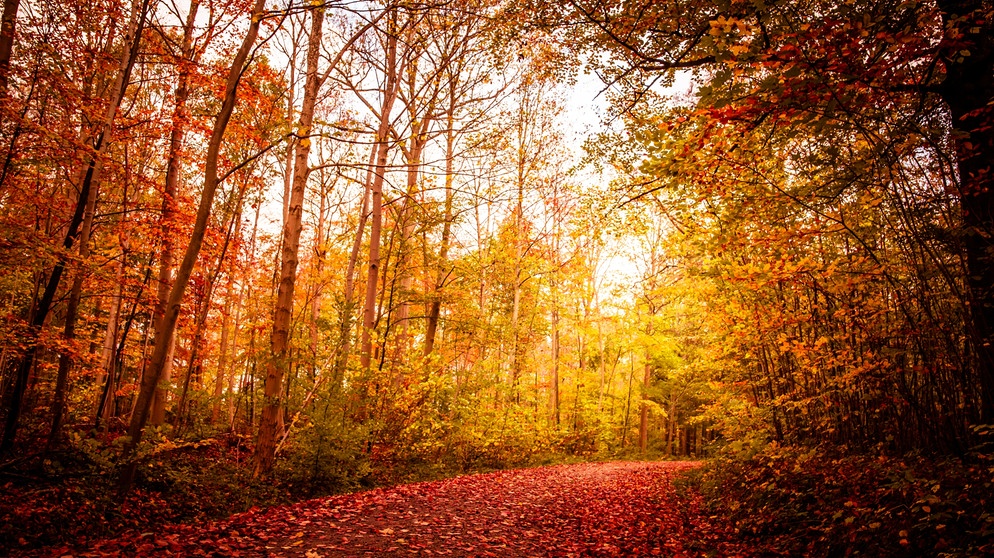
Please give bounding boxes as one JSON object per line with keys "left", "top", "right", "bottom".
{"left": 597, "top": 315, "right": 605, "bottom": 412}
{"left": 309, "top": 182, "right": 326, "bottom": 379}
{"left": 177, "top": 184, "right": 243, "bottom": 431}
{"left": 551, "top": 307, "right": 560, "bottom": 427}
{"left": 95, "top": 255, "right": 125, "bottom": 427}
{"left": 332, "top": 147, "right": 374, "bottom": 389}
{"left": 47, "top": 160, "right": 101, "bottom": 448}
{"left": 150, "top": 0, "right": 200, "bottom": 430}
{"left": 360, "top": 15, "right": 401, "bottom": 369}
{"left": 392, "top": 48, "right": 434, "bottom": 363}
{"left": 638, "top": 354, "right": 651, "bottom": 454}
{"left": 667, "top": 398, "right": 677, "bottom": 455}
{"left": 212, "top": 248, "right": 238, "bottom": 424}
{"left": 937, "top": 0, "right": 994, "bottom": 425}
{"left": 0, "top": 0, "right": 20, "bottom": 96}
{"left": 150, "top": 334, "right": 175, "bottom": 426}
{"left": 253, "top": 4, "right": 324, "bottom": 478}
{"left": 425, "top": 96, "right": 456, "bottom": 357}
{"left": 118, "top": 0, "right": 266, "bottom": 494}
{"left": 622, "top": 350, "right": 635, "bottom": 448}
{"left": 225, "top": 283, "right": 244, "bottom": 429}
{"left": 392, "top": 137, "right": 426, "bottom": 363}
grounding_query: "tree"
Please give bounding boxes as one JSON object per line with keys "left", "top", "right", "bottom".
{"left": 549, "top": 0, "right": 994, "bottom": 449}
{"left": 359, "top": 8, "right": 403, "bottom": 371}
{"left": 149, "top": 0, "right": 202, "bottom": 429}
{"left": 119, "top": 0, "right": 268, "bottom": 493}
{"left": 253, "top": 4, "right": 387, "bottom": 476}
{"left": 0, "top": 0, "right": 20, "bottom": 96}
{"left": 0, "top": 0, "right": 153, "bottom": 457}
{"left": 253, "top": 0, "right": 328, "bottom": 480}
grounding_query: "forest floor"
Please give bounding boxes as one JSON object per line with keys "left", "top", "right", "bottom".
{"left": 29, "top": 461, "right": 751, "bottom": 557}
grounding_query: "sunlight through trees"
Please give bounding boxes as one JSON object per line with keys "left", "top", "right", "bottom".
{"left": 1, "top": 0, "right": 993, "bottom": 552}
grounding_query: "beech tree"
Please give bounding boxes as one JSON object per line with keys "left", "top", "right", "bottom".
{"left": 358, "top": 8, "right": 403, "bottom": 372}
{"left": 149, "top": 0, "right": 202, "bottom": 429}
{"left": 253, "top": 2, "right": 382, "bottom": 478}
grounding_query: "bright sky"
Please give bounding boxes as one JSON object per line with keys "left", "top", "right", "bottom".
{"left": 567, "top": 70, "right": 696, "bottom": 307}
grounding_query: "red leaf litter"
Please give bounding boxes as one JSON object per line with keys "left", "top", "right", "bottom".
{"left": 38, "top": 462, "right": 751, "bottom": 557}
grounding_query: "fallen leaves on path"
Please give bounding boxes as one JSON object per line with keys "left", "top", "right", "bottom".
{"left": 39, "top": 461, "right": 750, "bottom": 557}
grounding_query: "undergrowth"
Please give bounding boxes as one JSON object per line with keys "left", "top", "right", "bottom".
{"left": 0, "top": 434, "right": 291, "bottom": 553}
{"left": 689, "top": 443, "right": 994, "bottom": 557}
{"left": 0, "top": 431, "right": 605, "bottom": 554}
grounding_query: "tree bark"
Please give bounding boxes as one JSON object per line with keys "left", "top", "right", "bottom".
{"left": 424, "top": 88, "right": 456, "bottom": 357}
{"left": 118, "top": 0, "right": 267, "bottom": 494}
{"left": 253, "top": 4, "right": 325, "bottom": 478}
{"left": 332, "top": 146, "right": 374, "bottom": 388}
{"left": 361, "top": 14, "right": 401, "bottom": 369}
{"left": 936, "top": 0, "right": 994, "bottom": 424}
{"left": 0, "top": 0, "right": 20, "bottom": 96}
{"left": 392, "top": 45, "right": 436, "bottom": 363}
{"left": 95, "top": 254, "right": 126, "bottom": 427}
{"left": 638, "top": 353, "right": 651, "bottom": 454}
{"left": 309, "top": 179, "right": 326, "bottom": 379}
{"left": 212, "top": 239, "right": 238, "bottom": 424}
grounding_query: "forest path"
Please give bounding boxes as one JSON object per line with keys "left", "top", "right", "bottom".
{"left": 73, "top": 461, "right": 749, "bottom": 557}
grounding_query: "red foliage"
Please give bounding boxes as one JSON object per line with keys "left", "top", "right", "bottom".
{"left": 696, "top": 448, "right": 994, "bottom": 556}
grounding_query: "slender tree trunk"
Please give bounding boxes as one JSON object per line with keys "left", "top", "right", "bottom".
{"left": 118, "top": 0, "right": 267, "bottom": 494}
{"left": 212, "top": 251, "right": 237, "bottom": 424}
{"left": 551, "top": 307, "right": 560, "bottom": 427}
{"left": 549, "top": 190, "right": 561, "bottom": 427}
{"left": 282, "top": 40, "right": 296, "bottom": 228}
{"left": 309, "top": 185, "right": 326, "bottom": 379}
{"left": 361, "top": 16, "right": 401, "bottom": 369}
{"left": 667, "top": 398, "right": 678, "bottom": 455}
{"left": 508, "top": 97, "right": 528, "bottom": 402}
{"left": 95, "top": 256, "right": 125, "bottom": 427}
{"left": 176, "top": 185, "right": 243, "bottom": 430}
{"left": 149, "top": 333, "right": 177, "bottom": 425}
{"left": 225, "top": 283, "right": 243, "bottom": 429}
{"left": 253, "top": 5, "right": 325, "bottom": 478}
{"left": 597, "top": 314, "right": 606, "bottom": 412}
{"left": 332, "top": 147, "right": 374, "bottom": 388}
{"left": 0, "top": 0, "right": 20, "bottom": 96}
{"left": 392, "top": 137, "right": 425, "bottom": 363}
{"left": 622, "top": 350, "right": 635, "bottom": 448}
{"left": 638, "top": 352, "right": 651, "bottom": 454}
{"left": 151, "top": 0, "right": 201, "bottom": 428}
{"left": 175, "top": 304, "right": 206, "bottom": 430}
{"left": 213, "top": 293, "right": 234, "bottom": 424}
{"left": 105, "top": 253, "right": 151, "bottom": 427}
{"left": 47, "top": 164, "right": 101, "bottom": 448}
{"left": 425, "top": 96, "right": 456, "bottom": 357}
{"left": 230, "top": 200, "right": 261, "bottom": 430}
{"left": 510, "top": 276, "right": 522, "bottom": 399}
